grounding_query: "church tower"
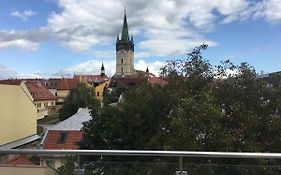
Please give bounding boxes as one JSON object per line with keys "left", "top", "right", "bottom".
{"left": 115, "top": 11, "right": 134, "bottom": 76}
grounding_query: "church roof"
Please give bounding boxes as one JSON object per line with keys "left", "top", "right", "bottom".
{"left": 121, "top": 13, "right": 129, "bottom": 42}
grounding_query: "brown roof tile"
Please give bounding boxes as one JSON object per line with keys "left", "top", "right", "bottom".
{"left": 0, "top": 79, "right": 22, "bottom": 85}
{"left": 148, "top": 77, "right": 167, "bottom": 86}
{"left": 25, "top": 81, "right": 57, "bottom": 101}
{"left": 74, "top": 75, "right": 109, "bottom": 84}
{"left": 6, "top": 155, "right": 35, "bottom": 166}
{"left": 43, "top": 130, "right": 82, "bottom": 150}
{"left": 57, "top": 78, "right": 80, "bottom": 90}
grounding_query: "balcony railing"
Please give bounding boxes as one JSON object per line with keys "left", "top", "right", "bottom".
{"left": 1, "top": 149, "right": 281, "bottom": 175}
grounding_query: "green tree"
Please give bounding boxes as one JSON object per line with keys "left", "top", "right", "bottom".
{"left": 76, "top": 44, "right": 281, "bottom": 174}
{"left": 59, "top": 82, "right": 100, "bottom": 121}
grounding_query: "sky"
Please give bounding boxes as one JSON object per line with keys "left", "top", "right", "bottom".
{"left": 0, "top": 0, "right": 281, "bottom": 79}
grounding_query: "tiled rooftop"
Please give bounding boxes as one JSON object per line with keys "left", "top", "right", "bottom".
{"left": 25, "top": 81, "right": 57, "bottom": 101}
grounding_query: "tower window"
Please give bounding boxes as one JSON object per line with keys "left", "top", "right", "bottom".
{"left": 121, "top": 58, "right": 124, "bottom": 64}
{"left": 121, "top": 67, "right": 123, "bottom": 72}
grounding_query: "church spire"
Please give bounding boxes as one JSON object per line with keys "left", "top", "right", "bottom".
{"left": 100, "top": 62, "right": 105, "bottom": 76}
{"left": 121, "top": 9, "right": 129, "bottom": 42}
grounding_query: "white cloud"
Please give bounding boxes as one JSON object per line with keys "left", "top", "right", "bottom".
{"left": 0, "top": 28, "right": 51, "bottom": 51}
{"left": 253, "top": 0, "right": 281, "bottom": 22}
{"left": 135, "top": 60, "right": 165, "bottom": 76}
{"left": 0, "top": 64, "right": 21, "bottom": 79}
{"left": 2, "top": 0, "right": 281, "bottom": 55}
{"left": 58, "top": 60, "right": 116, "bottom": 77}
{"left": 11, "top": 9, "right": 36, "bottom": 21}
{"left": 46, "top": 0, "right": 281, "bottom": 57}
{"left": 54, "top": 59, "right": 165, "bottom": 77}
{"left": 0, "top": 39, "right": 38, "bottom": 51}
{"left": 45, "top": 0, "right": 245, "bottom": 55}
{"left": 0, "top": 64, "right": 42, "bottom": 79}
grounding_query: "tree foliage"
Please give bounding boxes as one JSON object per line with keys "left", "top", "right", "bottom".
{"left": 58, "top": 81, "right": 99, "bottom": 121}
{"left": 75, "top": 44, "right": 281, "bottom": 174}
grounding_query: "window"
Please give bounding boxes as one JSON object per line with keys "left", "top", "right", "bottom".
{"left": 121, "top": 67, "right": 123, "bottom": 72}
{"left": 97, "top": 92, "right": 100, "bottom": 96}
{"left": 57, "top": 132, "right": 67, "bottom": 144}
{"left": 37, "top": 103, "right": 41, "bottom": 108}
{"left": 121, "top": 58, "right": 124, "bottom": 63}
{"left": 44, "top": 102, "right": 48, "bottom": 107}
{"left": 55, "top": 92, "right": 57, "bottom": 96}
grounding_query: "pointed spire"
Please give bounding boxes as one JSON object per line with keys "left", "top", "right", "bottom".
{"left": 101, "top": 62, "right": 105, "bottom": 70}
{"left": 116, "top": 35, "right": 119, "bottom": 42}
{"left": 101, "top": 61, "right": 105, "bottom": 76}
{"left": 121, "top": 9, "right": 129, "bottom": 42}
{"left": 146, "top": 66, "right": 149, "bottom": 73}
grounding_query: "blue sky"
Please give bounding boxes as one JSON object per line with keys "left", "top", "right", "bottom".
{"left": 0, "top": 0, "right": 281, "bottom": 78}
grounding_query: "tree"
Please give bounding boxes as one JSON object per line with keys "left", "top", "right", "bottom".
{"left": 59, "top": 81, "right": 100, "bottom": 121}
{"left": 77, "top": 44, "right": 281, "bottom": 174}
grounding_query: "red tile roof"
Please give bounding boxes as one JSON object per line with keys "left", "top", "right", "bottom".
{"left": 25, "top": 81, "right": 57, "bottom": 101}
{"left": 6, "top": 155, "right": 35, "bottom": 166}
{"left": 57, "top": 78, "right": 80, "bottom": 90}
{"left": 148, "top": 77, "right": 167, "bottom": 86}
{"left": 0, "top": 79, "right": 57, "bottom": 100}
{"left": 0, "top": 79, "right": 22, "bottom": 85}
{"left": 110, "top": 76, "right": 146, "bottom": 88}
{"left": 43, "top": 130, "right": 82, "bottom": 149}
{"left": 74, "top": 75, "right": 109, "bottom": 83}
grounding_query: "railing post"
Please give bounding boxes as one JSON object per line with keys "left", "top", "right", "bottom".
{"left": 75, "top": 155, "right": 80, "bottom": 175}
{"left": 179, "top": 156, "right": 183, "bottom": 175}
{"left": 78, "top": 155, "right": 80, "bottom": 169}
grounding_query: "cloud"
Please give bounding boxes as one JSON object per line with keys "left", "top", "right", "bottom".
{"left": 0, "top": 39, "right": 38, "bottom": 51}
{"left": 0, "top": 28, "right": 51, "bottom": 51}
{"left": 54, "top": 59, "right": 165, "bottom": 77}
{"left": 11, "top": 9, "right": 36, "bottom": 21}
{"left": 252, "top": 0, "right": 281, "bottom": 22}
{"left": 57, "top": 60, "right": 116, "bottom": 77}
{"left": 46, "top": 0, "right": 281, "bottom": 57}
{"left": 2, "top": 0, "right": 281, "bottom": 55}
{"left": 135, "top": 60, "right": 165, "bottom": 76}
{"left": 0, "top": 64, "right": 21, "bottom": 79}
{"left": 0, "top": 64, "right": 42, "bottom": 79}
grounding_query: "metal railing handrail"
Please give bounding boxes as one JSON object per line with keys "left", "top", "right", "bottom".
{"left": 1, "top": 149, "right": 281, "bottom": 159}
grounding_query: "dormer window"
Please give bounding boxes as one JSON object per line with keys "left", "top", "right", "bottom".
{"left": 57, "top": 132, "right": 67, "bottom": 144}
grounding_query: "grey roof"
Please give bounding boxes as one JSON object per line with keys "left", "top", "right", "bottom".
{"left": 49, "top": 108, "right": 91, "bottom": 131}
{"left": 0, "top": 135, "right": 40, "bottom": 150}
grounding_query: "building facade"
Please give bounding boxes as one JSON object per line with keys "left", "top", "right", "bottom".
{"left": 0, "top": 82, "right": 37, "bottom": 147}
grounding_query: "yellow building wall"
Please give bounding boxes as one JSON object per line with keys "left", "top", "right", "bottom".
{"left": 35, "top": 100, "right": 56, "bottom": 120}
{"left": 41, "top": 158, "right": 62, "bottom": 170}
{"left": 56, "top": 90, "right": 70, "bottom": 103}
{"left": 0, "top": 166, "right": 56, "bottom": 175}
{"left": 0, "top": 83, "right": 37, "bottom": 146}
{"left": 95, "top": 80, "right": 111, "bottom": 101}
